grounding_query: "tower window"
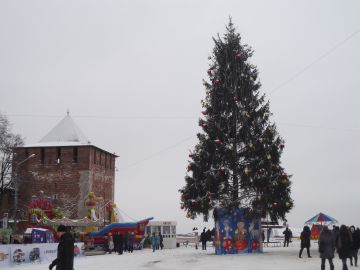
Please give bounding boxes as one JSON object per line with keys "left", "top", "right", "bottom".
{"left": 41, "top": 148, "right": 45, "bottom": 164}
{"left": 73, "top": 147, "right": 78, "bottom": 163}
{"left": 56, "top": 147, "right": 61, "bottom": 164}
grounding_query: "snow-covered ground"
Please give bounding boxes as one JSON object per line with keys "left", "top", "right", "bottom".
{"left": 5, "top": 243, "right": 348, "bottom": 270}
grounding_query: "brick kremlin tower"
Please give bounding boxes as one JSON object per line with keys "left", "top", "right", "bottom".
{"left": 13, "top": 112, "right": 118, "bottom": 225}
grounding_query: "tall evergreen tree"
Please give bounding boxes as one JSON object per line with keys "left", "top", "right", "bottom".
{"left": 179, "top": 20, "right": 293, "bottom": 222}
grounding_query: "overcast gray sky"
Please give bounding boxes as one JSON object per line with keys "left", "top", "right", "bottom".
{"left": 1, "top": 0, "right": 360, "bottom": 233}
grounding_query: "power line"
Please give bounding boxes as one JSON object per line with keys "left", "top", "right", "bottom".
{"left": 7, "top": 113, "right": 196, "bottom": 120}
{"left": 116, "top": 207, "right": 137, "bottom": 222}
{"left": 119, "top": 135, "right": 194, "bottom": 171}
{"left": 278, "top": 122, "right": 360, "bottom": 133}
{"left": 269, "top": 28, "right": 360, "bottom": 95}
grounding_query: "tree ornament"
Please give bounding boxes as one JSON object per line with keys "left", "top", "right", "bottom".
{"left": 187, "top": 165, "right": 192, "bottom": 172}
{"left": 280, "top": 144, "right": 285, "bottom": 150}
{"left": 241, "top": 111, "right": 249, "bottom": 117}
{"left": 201, "top": 110, "right": 208, "bottom": 115}
{"left": 272, "top": 202, "right": 278, "bottom": 208}
{"left": 244, "top": 167, "right": 250, "bottom": 175}
{"left": 267, "top": 154, "right": 271, "bottom": 160}
{"left": 214, "top": 79, "right": 220, "bottom": 84}
{"left": 235, "top": 53, "right": 242, "bottom": 59}
{"left": 215, "top": 139, "right": 221, "bottom": 144}
{"left": 285, "top": 202, "right": 291, "bottom": 207}
{"left": 218, "top": 167, "right": 225, "bottom": 173}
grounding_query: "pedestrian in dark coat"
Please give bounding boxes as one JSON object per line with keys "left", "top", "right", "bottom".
{"left": 206, "top": 229, "right": 212, "bottom": 243}
{"left": 200, "top": 229, "right": 207, "bottom": 250}
{"left": 49, "top": 225, "right": 74, "bottom": 270}
{"left": 337, "top": 225, "right": 352, "bottom": 270}
{"left": 123, "top": 232, "right": 128, "bottom": 252}
{"left": 118, "top": 233, "right": 124, "bottom": 254}
{"left": 113, "top": 232, "right": 119, "bottom": 254}
{"left": 159, "top": 232, "right": 164, "bottom": 250}
{"left": 283, "top": 226, "right": 292, "bottom": 247}
{"left": 299, "top": 225, "right": 312, "bottom": 258}
{"left": 318, "top": 226, "right": 335, "bottom": 270}
{"left": 349, "top": 226, "right": 360, "bottom": 266}
{"left": 127, "top": 232, "right": 134, "bottom": 253}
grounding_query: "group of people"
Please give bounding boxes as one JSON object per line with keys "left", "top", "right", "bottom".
{"left": 200, "top": 228, "right": 213, "bottom": 250}
{"left": 149, "top": 232, "right": 164, "bottom": 252}
{"left": 107, "top": 231, "right": 136, "bottom": 254}
{"left": 317, "top": 225, "right": 360, "bottom": 270}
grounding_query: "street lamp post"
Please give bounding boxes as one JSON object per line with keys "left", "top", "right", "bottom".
{"left": 13, "top": 153, "right": 36, "bottom": 232}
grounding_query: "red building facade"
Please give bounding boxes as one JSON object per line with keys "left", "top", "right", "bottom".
{"left": 13, "top": 114, "right": 117, "bottom": 222}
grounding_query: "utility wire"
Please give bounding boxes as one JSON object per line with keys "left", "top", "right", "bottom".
{"left": 269, "top": 28, "right": 360, "bottom": 95}
{"left": 6, "top": 113, "right": 360, "bottom": 132}
{"left": 278, "top": 122, "right": 360, "bottom": 133}
{"left": 119, "top": 135, "right": 194, "bottom": 171}
{"left": 116, "top": 207, "right": 137, "bottom": 222}
{"left": 7, "top": 114, "right": 196, "bottom": 120}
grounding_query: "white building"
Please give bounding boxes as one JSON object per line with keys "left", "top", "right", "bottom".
{"left": 145, "top": 221, "right": 177, "bottom": 249}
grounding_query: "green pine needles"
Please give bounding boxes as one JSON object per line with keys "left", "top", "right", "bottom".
{"left": 179, "top": 19, "right": 293, "bottom": 222}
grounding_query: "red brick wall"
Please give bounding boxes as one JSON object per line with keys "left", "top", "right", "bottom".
{"left": 14, "top": 145, "right": 116, "bottom": 220}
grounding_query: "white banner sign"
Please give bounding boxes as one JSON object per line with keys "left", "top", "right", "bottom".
{"left": 0, "top": 242, "right": 84, "bottom": 266}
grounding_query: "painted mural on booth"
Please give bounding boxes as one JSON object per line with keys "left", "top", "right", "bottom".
{"left": 213, "top": 208, "right": 262, "bottom": 254}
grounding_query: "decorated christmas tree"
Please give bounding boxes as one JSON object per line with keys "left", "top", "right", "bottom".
{"left": 180, "top": 19, "right": 293, "bottom": 222}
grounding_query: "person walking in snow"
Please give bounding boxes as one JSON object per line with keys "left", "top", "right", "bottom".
{"left": 151, "top": 232, "right": 157, "bottom": 252}
{"left": 155, "top": 232, "right": 160, "bottom": 250}
{"left": 283, "top": 226, "right": 292, "bottom": 247}
{"left": 107, "top": 233, "right": 114, "bottom": 254}
{"left": 318, "top": 226, "right": 335, "bottom": 270}
{"left": 267, "top": 227, "right": 272, "bottom": 243}
{"left": 159, "top": 232, "right": 164, "bottom": 250}
{"left": 299, "top": 225, "right": 312, "bottom": 258}
{"left": 349, "top": 226, "right": 360, "bottom": 266}
{"left": 200, "top": 228, "right": 207, "bottom": 250}
{"left": 49, "top": 225, "right": 74, "bottom": 270}
{"left": 127, "top": 232, "right": 134, "bottom": 253}
{"left": 124, "top": 232, "right": 129, "bottom": 252}
{"left": 337, "top": 225, "right": 352, "bottom": 270}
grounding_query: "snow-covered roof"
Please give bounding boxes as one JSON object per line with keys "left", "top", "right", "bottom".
{"left": 24, "top": 113, "right": 90, "bottom": 147}
{"left": 39, "top": 114, "right": 89, "bottom": 144}
{"left": 21, "top": 112, "right": 118, "bottom": 157}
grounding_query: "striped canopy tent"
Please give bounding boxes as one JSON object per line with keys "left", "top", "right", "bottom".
{"left": 305, "top": 212, "right": 338, "bottom": 240}
{"left": 305, "top": 212, "right": 338, "bottom": 225}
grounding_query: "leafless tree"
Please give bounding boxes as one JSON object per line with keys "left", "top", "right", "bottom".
{"left": 0, "top": 113, "right": 24, "bottom": 195}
